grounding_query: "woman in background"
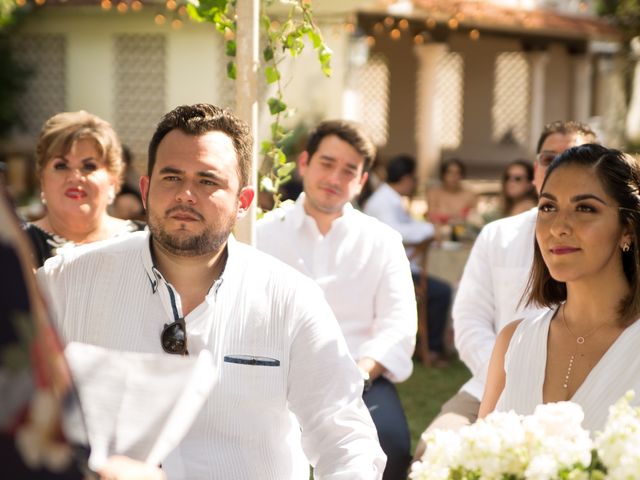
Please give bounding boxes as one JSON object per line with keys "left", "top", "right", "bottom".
{"left": 479, "top": 144, "right": 640, "bottom": 433}
{"left": 426, "top": 158, "right": 477, "bottom": 226}
{"left": 25, "top": 111, "right": 144, "bottom": 266}
{"left": 500, "top": 159, "right": 537, "bottom": 217}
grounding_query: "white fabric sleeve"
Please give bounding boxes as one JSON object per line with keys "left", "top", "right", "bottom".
{"left": 287, "top": 283, "right": 386, "bottom": 479}
{"left": 452, "top": 226, "right": 498, "bottom": 386}
{"left": 364, "top": 198, "right": 434, "bottom": 244}
{"left": 357, "top": 235, "right": 416, "bottom": 383}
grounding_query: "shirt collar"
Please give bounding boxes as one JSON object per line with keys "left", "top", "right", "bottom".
{"left": 141, "top": 229, "right": 237, "bottom": 296}
{"left": 291, "top": 192, "right": 355, "bottom": 231}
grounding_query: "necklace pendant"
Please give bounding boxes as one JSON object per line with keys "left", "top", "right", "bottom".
{"left": 576, "top": 336, "right": 585, "bottom": 344}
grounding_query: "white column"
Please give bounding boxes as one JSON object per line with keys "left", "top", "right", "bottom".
{"left": 233, "top": 0, "right": 260, "bottom": 245}
{"left": 527, "top": 50, "right": 548, "bottom": 154}
{"left": 414, "top": 42, "right": 447, "bottom": 189}
{"left": 626, "top": 37, "right": 640, "bottom": 143}
{"left": 571, "top": 54, "right": 593, "bottom": 123}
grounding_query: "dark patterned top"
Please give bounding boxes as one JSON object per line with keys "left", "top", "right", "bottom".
{"left": 24, "top": 220, "right": 145, "bottom": 267}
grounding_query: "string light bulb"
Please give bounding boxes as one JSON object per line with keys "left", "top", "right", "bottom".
{"left": 398, "top": 18, "right": 409, "bottom": 30}
{"left": 414, "top": 34, "right": 425, "bottom": 45}
{"left": 447, "top": 18, "right": 459, "bottom": 30}
{"left": 171, "top": 18, "right": 183, "bottom": 29}
{"left": 132, "top": 0, "right": 143, "bottom": 11}
{"left": 469, "top": 29, "right": 480, "bottom": 41}
{"left": 390, "top": 28, "right": 401, "bottom": 41}
{"left": 373, "top": 22, "right": 384, "bottom": 34}
{"left": 383, "top": 16, "right": 394, "bottom": 28}
{"left": 34, "top": 0, "right": 46, "bottom": 5}
{"left": 100, "top": 0, "right": 112, "bottom": 9}
{"left": 166, "top": 0, "right": 177, "bottom": 10}
{"left": 178, "top": 5, "right": 187, "bottom": 15}
{"left": 425, "top": 17, "right": 436, "bottom": 29}
{"left": 16, "top": 0, "right": 26, "bottom": 6}
{"left": 154, "top": 13, "right": 166, "bottom": 25}
{"left": 366, "top": 35, "right": 375, "bottom": 47}
{"left": 116, "top": 1, "right": 128, "bottom": 13}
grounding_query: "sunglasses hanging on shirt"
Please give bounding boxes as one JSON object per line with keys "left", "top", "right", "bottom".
{"left": 161, "top": 284, "right": 189, "bottom": 355}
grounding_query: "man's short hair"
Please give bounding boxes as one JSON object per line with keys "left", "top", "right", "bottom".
{"left": 148, "top": 104, "right": 253, "bottom": 188}
{"left": 386, "top": 154, "right": 416, "bottom": 184}
{"left": 536, "top": 120, "right": 597, "bottom": 154}
{"left": 305, "top": 120, "right": 376, "bottom": 172}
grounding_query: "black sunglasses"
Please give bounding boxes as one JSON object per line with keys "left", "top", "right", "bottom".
{"left": 161, "top": 318, "right": 188, "bottom": 355}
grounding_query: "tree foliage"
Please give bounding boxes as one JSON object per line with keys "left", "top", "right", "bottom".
{"left": 187, "top": 0, "right": 332, "bottom": 208}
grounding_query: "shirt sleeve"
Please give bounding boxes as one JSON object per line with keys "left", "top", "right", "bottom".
{"left": 357, "top": 234, "right": 416, "bottom": 382}
{"left": 36, "top": 254, "right": 68, "bottom": 333}
{"left": 286, "top": 281, "right": 386, "bottom": 479}
{"left": 452, "top": 225, "right": 498, "bottom": 387}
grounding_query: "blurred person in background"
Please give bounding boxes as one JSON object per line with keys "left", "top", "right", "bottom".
{"left": 24, "top": 111, "right": 144, "bottom": 267}
{"left": 110, "top": 145, "right": 145, "bottom": 221}
{"left": 426, "top": 158, "right": 477, "bottom": 231}
{"left": 500, "top": 159, "right": 537, "bottom": 217}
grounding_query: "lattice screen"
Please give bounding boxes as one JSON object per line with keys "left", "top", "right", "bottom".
{"left": 435, "top": 52, "right": 464, "bottom": 149}
{"left": 354, "top": 53, "right": 390, "bottom": 147}
{"left": 11, "top": 34, "right": 66, "bottom": 139}
{"left": 492, "top": 52, "right": 530, "bottom": 146}
{"left": 114, "top": 34, "right": 166, "bottom": 169}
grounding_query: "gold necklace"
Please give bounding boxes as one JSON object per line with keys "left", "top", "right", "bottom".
{"left": 560, "top": 304, "right": 611, "bottom": 389}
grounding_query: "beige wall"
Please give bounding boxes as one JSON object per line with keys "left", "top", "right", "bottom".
{"left": 15, "top": 8, "right": 224, "bottom": 124}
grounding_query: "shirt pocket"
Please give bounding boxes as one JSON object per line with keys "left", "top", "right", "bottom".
{"left": 220, "top": 353, "right": 287, "bottom": 409}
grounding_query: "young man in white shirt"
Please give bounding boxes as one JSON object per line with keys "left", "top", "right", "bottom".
{"left": 364, "top": 155, "right": 452, "bottom": 365}
{"left": 257, "top": 120, "right": 416, "bottom": 480}
{"left": 413, "top": 120, "right": 597, "bottom": 459}
{"left": 37, "top": 104, "right": 386, "bottom": 479}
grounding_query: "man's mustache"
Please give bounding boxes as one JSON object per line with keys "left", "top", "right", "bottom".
{"left": 165, "top": 206, "right": 204, "bottom": 221}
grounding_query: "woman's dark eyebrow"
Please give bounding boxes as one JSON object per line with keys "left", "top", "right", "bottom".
{"left": 539, "top": 192, "right": 607, "bottom": 205}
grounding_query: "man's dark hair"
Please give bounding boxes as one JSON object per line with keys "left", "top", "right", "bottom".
{"left": 148, "top": 104, "right": 253, "bottom": 187}
{"left": 305, "top": 120, "right": 376, "bottom": 172}
{"left": 536, "top": 120, "right": 597, "bottom": 154}
{"left": 386, "top": 154, "right": 416, "bottom": 184}
{"left": 526, "top": 144, "right": 640, "bottom": 325}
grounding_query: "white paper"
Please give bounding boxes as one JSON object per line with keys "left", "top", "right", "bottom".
{"left": 64, "top": 342, "right": 216, "bottom": 471}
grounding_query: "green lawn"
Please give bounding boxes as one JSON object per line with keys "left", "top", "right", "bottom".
{"left": 397, "top": 358, "right": 471, "bottom": 452}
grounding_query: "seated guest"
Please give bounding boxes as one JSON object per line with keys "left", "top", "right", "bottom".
{"left": 426, "top": 158, "right": 477, "bottom": 228}
{"left": 364, "top": 154, "right": 452, "bottom": 366}
{"left": 258, "top": 120, "right": 416, "bottom": 479}
{"left": 480, "top": 144, "right": 640, "bottom": 432}
{"left": 25, "top": 111, "right": 144, "bottom": 266}
{"left": 37, "top": 104, "right": 385, "bottom": 479}
{"left": 499, "top": 159, "right": 537, "bottom": 217}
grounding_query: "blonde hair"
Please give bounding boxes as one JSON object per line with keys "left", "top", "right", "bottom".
{"left": 36, "top": 110, "right": 124, "bottom": 190}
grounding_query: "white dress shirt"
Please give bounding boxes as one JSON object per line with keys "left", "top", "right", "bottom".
{"left": 37, "top": 231, "right": 386, "bottom": 480}
{"left": 257, "top": 194, "right": 416, "bottom": 383}
{"left": 363, "top": 183, "right": 434, "bottom": 244}
{"left": 453, "top": 208, "right": 546, "bottom": 400}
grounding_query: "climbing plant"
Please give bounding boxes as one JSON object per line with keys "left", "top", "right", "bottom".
{"left": 187, "top": 0, "right": 332, "bottom": 208}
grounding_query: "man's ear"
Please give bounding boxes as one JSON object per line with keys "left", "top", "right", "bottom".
{"left": 139, "top": 176, "right": 150, "bottom": 210}
{"left": 297, "top": 151, "right": 310, "bottom": 177}
{"left": 236, "top": 186, "right": 255, "bottom": 219}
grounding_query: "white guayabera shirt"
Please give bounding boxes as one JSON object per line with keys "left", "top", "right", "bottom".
{"left": 257, "top": 194, "right": 417, "bottom": 383}
{"left": 38, "top": 231, "right": 386, "bottom": 480}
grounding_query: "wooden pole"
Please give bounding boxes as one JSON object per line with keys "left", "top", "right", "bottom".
{"left": 234, "top": 0, "right": 260, "bottom": 245}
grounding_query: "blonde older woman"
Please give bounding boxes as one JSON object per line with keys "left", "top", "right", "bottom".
{"left": 25, "top": 111, "right": 144, "bottom": 266}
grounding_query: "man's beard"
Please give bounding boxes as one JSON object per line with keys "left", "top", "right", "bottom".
{"left": 147, "top": 207, "right": 235, "bottom": 257}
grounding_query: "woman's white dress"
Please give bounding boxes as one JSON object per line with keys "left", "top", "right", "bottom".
{"left": 496, "top": 308, "right": 640, "bottom": 433}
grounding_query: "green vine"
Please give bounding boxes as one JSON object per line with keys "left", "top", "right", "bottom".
{"left": 187, "top": 0, "right": 332, "bottom": 208}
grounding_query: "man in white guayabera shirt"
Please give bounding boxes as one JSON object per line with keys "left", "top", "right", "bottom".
{"left": 37, "top": 104, "right": 386, "bottom": 479}
{"left": 413, "top": 120, "right": 597, "bottom": 459}
{"left": 257, "top": 120, "right": 416, "bottom": 480}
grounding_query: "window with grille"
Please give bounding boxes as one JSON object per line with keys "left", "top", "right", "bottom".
{"left": 492, "top": 52, "right": 530, "bottom": 146}
{"left": 353, "top": 53, "right": 390, "bottom": 147}
{"left": 11, "top": 34, "right": 66, "bottom": 139}
{"left": 435, "top": 52, "right": 464, "bottom": 149}
{"left": 114, "top": 34, "right": 166, "bottom": 166}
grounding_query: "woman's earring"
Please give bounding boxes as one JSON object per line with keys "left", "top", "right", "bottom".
{"left": 107, "top": 190, "right": 116, "bottom": 205}
{"left": 622, "top": 242, "right": 631, "bottom": 252}
{"left": 40, "top": 192, "right": 47, "bottom": 206}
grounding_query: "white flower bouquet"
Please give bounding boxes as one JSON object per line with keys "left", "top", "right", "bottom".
{"left": 410, "top": 391, "right": 640, "bottom": 480}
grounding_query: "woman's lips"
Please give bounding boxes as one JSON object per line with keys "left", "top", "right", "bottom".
{"left": 65, "top": 188, "right": 87, "bottom": 199}
{"left": 549, "top": 246, "right": 581, "bottom": 255}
